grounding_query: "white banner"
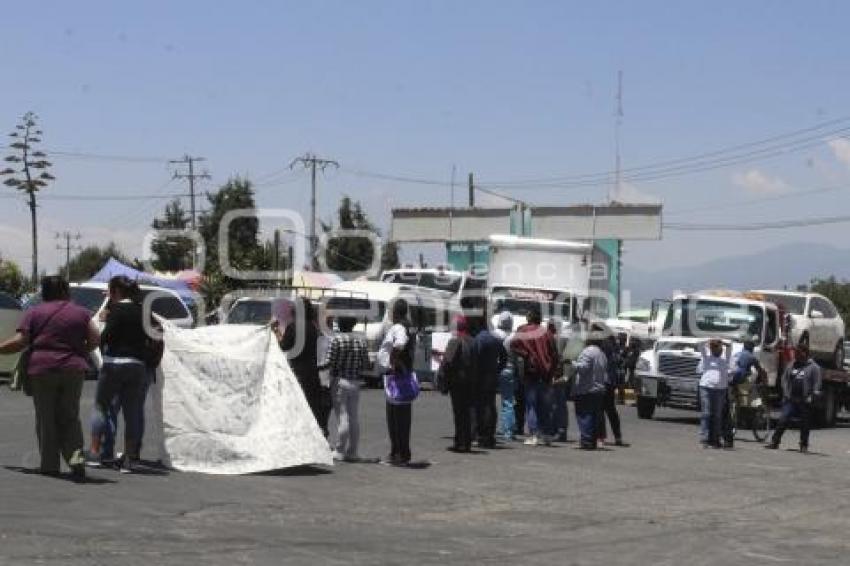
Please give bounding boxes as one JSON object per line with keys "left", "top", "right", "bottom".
{"left": 158, "top": 323, "right": 332, "bottom": 474}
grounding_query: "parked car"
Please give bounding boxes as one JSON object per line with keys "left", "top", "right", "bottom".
{"left": 0, "top": 292, "right": 22, "bottom": 378}
{"left": 751, "top": 290, "right": 846, "bottom": 368}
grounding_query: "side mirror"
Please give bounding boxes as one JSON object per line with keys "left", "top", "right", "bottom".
{"left": 810, "top": 310, "right": 824, "bottom": 319}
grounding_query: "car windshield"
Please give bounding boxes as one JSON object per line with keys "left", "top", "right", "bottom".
{"left": 140, "top": 290, "right": 190, "bottom": 320}
{"left": 758, "top": 293, "right": 806, "bottom": 315}
{"left": 324, "top": 297, "right": 386, "bottom": 324}
{"left": 69, "top": 287, "right": 107, "bottom": 312}
{"left": 382, "top": 272, "right": 462, "bottom": 294}
{"left": 663, "top": 299, "right": 765, "bottom": 343}
{"left": 226, "top": 300, "right": 273, "bottom": 325}
{"left": 490, "top": 287, "right": 572, "bottom": 321}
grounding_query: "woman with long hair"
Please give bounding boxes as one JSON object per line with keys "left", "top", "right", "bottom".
{"left": 90, "top": 275, "right": 148, "bottom": 473}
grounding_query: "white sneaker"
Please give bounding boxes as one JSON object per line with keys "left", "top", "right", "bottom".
{"left": 331, "top": 451, "right": 345, "bottom": 462}
{"left": 524, "top": 435, "right": 539, "bottom": 446}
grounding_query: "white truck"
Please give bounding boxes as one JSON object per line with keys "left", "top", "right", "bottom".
{"left": 486, "top": 235, "right": 607, "bottom": 331}
{"left": 635, "top": 290, "right": 850, "bottom": 426}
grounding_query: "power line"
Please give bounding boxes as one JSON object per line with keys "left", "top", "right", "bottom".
{"left": 0, "top": 192, "right": 190, "bottom": 201}
{"left": 665, "top": 183, "right": 850, "bottom": 217}
{"left": 480, "top": 116, "right": 850, "bottom": 187}
{"left": 170, "top": 155, "right": 210, "bottom": 267}
{"left": 664, "top": 214, "right": 850, "bottom": 231}
{"left": 55, "top": 231, "right": 82, "bottom": 280}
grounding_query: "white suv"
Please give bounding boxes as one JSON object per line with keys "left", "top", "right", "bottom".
{"left": 753, "top": 290, "right": 845, "bottom": 368}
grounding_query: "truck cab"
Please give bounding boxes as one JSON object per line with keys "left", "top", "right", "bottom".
{"left": 634, "top": 291, "right": 782, "bottom": 419}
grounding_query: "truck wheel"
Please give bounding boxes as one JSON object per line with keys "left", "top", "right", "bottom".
{"left": 816, "top": 386, "right": 837, "bottom": 428}
{"left": 636, "top": 396, "right": 656, "bottom": 419}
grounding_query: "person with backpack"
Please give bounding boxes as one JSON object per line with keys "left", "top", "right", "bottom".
{"left": 492, "top": 311, "right": 519, "bottom": 442}
{"left": 377, "top": 299, "right": 417, "bottom": 466}
{"left": 439, "top": 315, "right": 477, "bottom": 452}
{"left": 510, "top": 307, "right": 559, "bottom": 446}
{"left": 597, "top": 334, "right": 627, "bottom": 446}
{"left": 0, "top": 275, "right": 100, "bottom": 481}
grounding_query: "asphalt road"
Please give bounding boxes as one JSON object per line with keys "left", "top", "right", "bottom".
{"left": 0, "top": 383, "right": 849, "bottom": 566}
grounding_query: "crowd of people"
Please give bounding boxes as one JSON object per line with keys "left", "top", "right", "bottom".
{"left": 437, "top": 307, "right": 632, "bottom": 453}
{"left": 0, "top": 276, "right": 826, "bottom": 482}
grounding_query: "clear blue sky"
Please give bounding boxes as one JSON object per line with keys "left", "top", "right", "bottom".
{"left": 3, "top": 0, "right": 850, "bottom": 276}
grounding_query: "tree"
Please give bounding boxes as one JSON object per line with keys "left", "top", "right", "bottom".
{"left": 65, "top": 243, "right": 130, "bottom": 282}
{"left": 150, "top": 199, "right": 194, "bottom": 271}
{"left": 198, "top": 177, "right": 267, "bottom": 306}
{"left": 320, "top": 196, "right": 399, "bottom": 275}
{"left": 810, "top": 276, "right": 850, "bottom": 334}
{"left": 0, "top": 256, "right": 25, "bottom": 298}
{"left": 1, "top": 112, "right": 55, "bottom": 287}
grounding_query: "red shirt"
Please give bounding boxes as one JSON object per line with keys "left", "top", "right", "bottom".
{"left": 18, "top": 301, "right": 92, "bottom": 376}
{"left": 510, "top": 323, "right": 559, "bottom": 382}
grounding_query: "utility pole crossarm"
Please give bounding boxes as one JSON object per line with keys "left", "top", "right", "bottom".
{"left": 170, "top": 155, "right": 211, "bottom": 268}
{"left": 289, "top": 153, "right": 339, "bottom": 266}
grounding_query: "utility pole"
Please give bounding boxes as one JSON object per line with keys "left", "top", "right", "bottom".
{"left": 55, "top": 231, "right": 81, "bottom": 281}
{"left": 273, "top": 229, "right": 281, "bottom": 272}
{"left": 170, "top": 155, "right": 210, "bottom": 268}
{"left": 467, "top": 172, "right": 475, "bottom": 269}
{"left": 612, "top": 69, "right": 624, "bottom": 203}
{"left": 290, "top": 153, "right": 339, "bottom": 266}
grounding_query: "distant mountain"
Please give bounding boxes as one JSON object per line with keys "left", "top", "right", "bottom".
{"left": 623, "top": 243, "right": 850, "bottom": 305}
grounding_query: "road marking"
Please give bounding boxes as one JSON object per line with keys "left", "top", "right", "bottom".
{"left": 743, "top": 463, "right": 792, "bottom": 472}
{"left": 741, "top": 551, "right": 792, "bottom": 563}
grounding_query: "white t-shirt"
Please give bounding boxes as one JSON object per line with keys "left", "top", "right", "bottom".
{"left": 377, "top": 323, "right": 409, "bottom": 371}
{"left": 697, "top": 344, "right": 730, "bottom": 389}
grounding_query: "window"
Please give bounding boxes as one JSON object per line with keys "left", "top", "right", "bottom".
{"left": 765, "top": 309, "right": 778, "bottom": 345}
{"left": 140, "top": 290, "right": 190, "bottom": 320}
{"left": 0, "top": 292, "right": 21, "bottom": 310}
{"left": 490, "top": 287, "right": 572, "bottom": 321}
{"left": 760, "top": 293, "right": 806, "bottom": 315}
{"left": 663, "top": 299, "right": 765, "bottom": 343}
{"left": 69, "top": 287, "right": 107, "bottom": 313}
{"left": 810, "top": 297, "right": 836, "bottom": 318}
{"left": 226, "top": 300, "right": 272, "bottom": 325}
{"left": 324, "top": 297, "right": 386, "bottom": 324}
{"left": 382, "top": 271, "right": 462, "bottom": 294}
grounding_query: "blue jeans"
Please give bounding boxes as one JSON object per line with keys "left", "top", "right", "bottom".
{"left": 94, "top": 363, "right": 147, "bottom": 459}
{"left": 574, "top": 392, "right": 603, "bottom": 448}
{"left": 498, "top": 367, "right": 516, "bottom": 440}
{"left": 94, "top": 368, "right": 152, "bottom": 459}
{"left": 771, "top": 399, "right": 812, "bottom": 448}
{"left": 551, "top": 382, "right": 569, "bottom": 438}
{"left": 699, "top": 386, "right": 727, "bottom": 445}
{"left": 524, "top": 381, "right": 552, "bottom": 437}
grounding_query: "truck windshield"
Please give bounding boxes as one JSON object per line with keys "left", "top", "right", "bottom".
{"left": 324, "top": 297, "right": 387, "bottom": 324}
{"left": 490, "top": 287, "right": 572, "bottom": 321}
{"left": 663, "top": 299, "right": 765, "bottom": 344}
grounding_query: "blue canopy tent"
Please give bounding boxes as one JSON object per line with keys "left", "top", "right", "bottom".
{"left": 88, "top": 258, "right": 196, "bottom": 305}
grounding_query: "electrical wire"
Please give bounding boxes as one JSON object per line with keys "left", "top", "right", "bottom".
{"left": 665, "top": 183, "right": 850, "bottom": 217}
{"left": 664, "top": 214, "right": 850, "bottom": 231}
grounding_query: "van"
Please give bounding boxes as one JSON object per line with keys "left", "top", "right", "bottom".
{"left": 327, "top": 280, "right": 457, "bottom": 387}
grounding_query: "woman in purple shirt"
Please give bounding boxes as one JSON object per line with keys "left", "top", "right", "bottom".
{"left": 0, "top": 276, "right": 99, "bottom": 480}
